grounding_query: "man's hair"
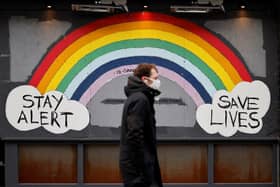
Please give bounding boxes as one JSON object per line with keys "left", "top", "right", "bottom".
{"left": 133, "top": 63, "right": 158, "bottom": 79}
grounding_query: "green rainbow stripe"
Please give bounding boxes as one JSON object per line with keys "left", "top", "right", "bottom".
{"left": 58, "top": 39, "right": 225, "bottom": 93}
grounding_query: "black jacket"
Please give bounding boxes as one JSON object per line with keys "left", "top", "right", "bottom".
{"left": 119, "top": 76, "right": 163, "bottom": 187}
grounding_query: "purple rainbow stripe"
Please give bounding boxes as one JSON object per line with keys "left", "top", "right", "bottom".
{"left": 79, "top": 65, "right": 204, "bottom": 106}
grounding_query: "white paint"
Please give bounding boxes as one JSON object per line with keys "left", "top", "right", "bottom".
{"left": 5, "top": 85, "right": 89, "bottom": 134}
{"left": 196, "top": 81, "right": 270, "bottom": 137}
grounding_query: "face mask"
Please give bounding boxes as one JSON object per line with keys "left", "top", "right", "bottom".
{"left": 149, "top": 78, "right": 161, "bottom": 90}
{"left": 154, "top": 96, "right": 160, "bottom": 101}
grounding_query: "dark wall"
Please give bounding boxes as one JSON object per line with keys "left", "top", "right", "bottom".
{"left": 0, "top": 1, "right": 279, "bottom": 185}
{"left": 0, "top": 0, "right": 279, "bottom": 140}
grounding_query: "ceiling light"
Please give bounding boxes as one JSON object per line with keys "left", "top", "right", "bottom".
{"left": 170, "top": 0, "right": 224, "bottom": 14}
{"left": 171, "top": 5, "right": 224, "bottom": 14}
{"left": 71, "top": 0, "right": 128, "bottom": 13}
{"left": 72, "top": 4, "right": 128, "bottom": 13}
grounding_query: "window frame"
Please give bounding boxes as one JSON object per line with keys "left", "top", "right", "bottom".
{"left": 4, "top": 137, "right": 279, "bottom": 187}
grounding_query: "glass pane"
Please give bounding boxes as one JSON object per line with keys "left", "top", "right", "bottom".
{"left": 84, "top": 144, "right": 122, "bottom": 183}
{"left": 18, "top": 144, "right": 77, "bottom": 183}
{"left": 214, "top": 144, "right": 273, "bottom": 183}
{"left": 84, "top": 143, "right": 208, "bottom": 183}
{"left": 158, "top": 144, "right": 208, "bottom": 183}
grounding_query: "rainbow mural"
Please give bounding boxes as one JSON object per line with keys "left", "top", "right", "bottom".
{"left": 29, "top": 12, "right": 252, "bottom": 106}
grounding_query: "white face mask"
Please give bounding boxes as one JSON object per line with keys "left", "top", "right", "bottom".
{"left": 149, "top": 78, "right": 161, "bottom": 90}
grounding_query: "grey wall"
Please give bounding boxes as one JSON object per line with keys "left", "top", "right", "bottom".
{"left": 88, "top": 75, "right": 196, "bottom": 128}
{"left": 205, "top": 17, "right": 266, "bottom": 77}
{"left": 9, "top": 16, "right": 71, "bottom": 82}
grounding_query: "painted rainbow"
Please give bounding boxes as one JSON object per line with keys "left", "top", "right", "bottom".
{"left": 29, "top": 12, "right": 252, "bottom": 106}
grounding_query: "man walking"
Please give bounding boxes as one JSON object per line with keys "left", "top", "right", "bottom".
{"left": 119, "top": 63, "right": 163, "bottom": 187}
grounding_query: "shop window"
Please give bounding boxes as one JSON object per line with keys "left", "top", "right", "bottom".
{"left": 18, "top": 144, "right": 77, "bottom": 183}
{"left": 84, "top": 143, "right": 208, "bottom": 183}
{"left": 158, "top": 144, "right": 208, "bottom": 183}
{"left": 84, "top": 144, "right": 122, "bottom": 183}
{"left": 214, "top": 144, "right": 273, "bottom": 183}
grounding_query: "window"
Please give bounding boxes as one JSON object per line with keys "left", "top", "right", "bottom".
{"left": 84, "top": 143, "right": 208, "bottom": 183}
{"left": 18, "top": 144, "right": 77, "bottom": 183}
{"left": 84, "top": 144, "right": 122, "bottom": 183}
{"left": 214, "top": 144, "right": 273, "bottom": 183}
{"left": 158, "top": 144, "right": 208, "bottom": 183}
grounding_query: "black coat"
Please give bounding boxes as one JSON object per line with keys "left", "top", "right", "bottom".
{"left": 119, "top": 76, "right": 163, "bottom": 187}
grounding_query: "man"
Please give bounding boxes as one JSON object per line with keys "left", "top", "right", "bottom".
{"left": 119, "top": 63, "right": 163, "bottom": 187}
